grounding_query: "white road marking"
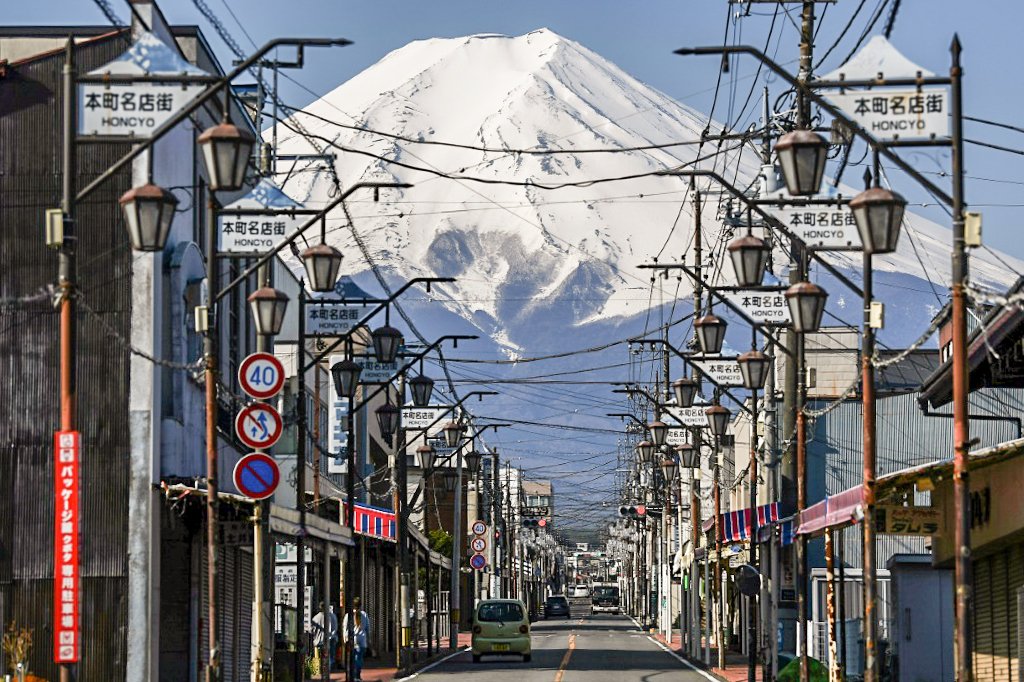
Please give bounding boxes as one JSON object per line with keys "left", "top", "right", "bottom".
{"left": 628, "top": 614, "right": 719, "bottom": 681}
{"left": 394, "top": 646, "right": 469, "bottom": 681}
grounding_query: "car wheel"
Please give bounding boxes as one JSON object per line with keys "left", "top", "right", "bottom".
{"left": 523, "top": 654, "right": 532, "bottom": 663}
{"left": 472, "top": 654, "right": 481, "bottom": 663}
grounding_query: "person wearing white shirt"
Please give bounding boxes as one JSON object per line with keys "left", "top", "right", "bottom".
{"left": 343, "top": 597, "right": 370, "bottom": 681}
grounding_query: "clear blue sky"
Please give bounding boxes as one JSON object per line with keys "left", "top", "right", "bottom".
{"left": 10, "top": 0, "right": 1024, "bottom": 262}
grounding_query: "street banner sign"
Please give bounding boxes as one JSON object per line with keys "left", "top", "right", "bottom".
{"left": 722, "top": 291, "right": 791, "bottom": 325}
{"left": 471, "top": 520, "right": 488, "bottom": 536}
{"left": 235, "top": 402, "right": 283, "bottom": 450}
{"left": 765, "top": 203, "right": 861, "bottom": 250}
{"left": 471, "top": 537, "right": 487, "bottom": 553}
{"left": 305, "top": 303, "right": 364, "bottom": 337}
{"left": 328, "top": 355, "right": 350, "bottom": 474}
{"left": 827, "top": 87, "right": 950, "bottom": 141}
{"left": 53, "top": 431, "right": 80, "bottom": 663}
{"left": 238, "top": 352, "right": 285, "bottom": 400}
{"left": 689, "top": 358, "right": 744, "bottom": 387}
{"left": 218, "top": 180, "right": 304, "bottom": 254}
{"left": 665, "top": 406, "right": 711, "bottom": 428}
{"left": 402, "top": 406, "right": 448, "bottom": 431}
{"left": 876, "top": 505, "right": 944, "bottom": 536}
{"left": 356, "top": 356, "right": 400, "bottom": 384}
{"left": 77, "top": 32, "right": 209, "bottom": 138}
{"left": 469, "top": 553, "right": 487, "bottom": 571}
{"left": 233, "top": 452, "right": 280, "bottom": 500}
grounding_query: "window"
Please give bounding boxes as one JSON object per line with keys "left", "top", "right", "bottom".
{"left": 477, "top": 602, "right": 524, "bottom": 623}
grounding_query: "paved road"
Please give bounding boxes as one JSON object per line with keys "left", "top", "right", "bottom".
{"left": 412, "top": 612, "right": 712, "bottom": 682}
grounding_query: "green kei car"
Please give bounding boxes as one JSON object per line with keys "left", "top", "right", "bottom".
{"left": 471, "top": 599, "right": 532, "bottom": 663}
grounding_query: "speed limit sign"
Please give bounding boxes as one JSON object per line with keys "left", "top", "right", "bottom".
{"left": 239, "top": 352, "right": 285, "bottom": 400}
{"left": 471, "top": 520, "right": 487, "bottom": 536}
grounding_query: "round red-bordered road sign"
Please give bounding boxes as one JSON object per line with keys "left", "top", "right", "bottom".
{"left": 233, "top": 452, "right": 280, "bottom": 500}
{"left": 238, "top": 352, "right": 286, "bottom": 400}
{"left": 235, "top": 402, "right": 283, "bottom": 450}
{"left": 469, "top": 553, "right": 487, "bottom": 570}
{"left": 470, "top": 537, "right": 487, "bottom": 553}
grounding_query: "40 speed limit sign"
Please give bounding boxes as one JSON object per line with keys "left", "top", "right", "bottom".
{"left": 238, "top": 352, "right": 285, "bottom": 400}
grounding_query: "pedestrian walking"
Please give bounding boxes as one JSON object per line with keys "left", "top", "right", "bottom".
{"left": 311, "top": 605, "right": 338, "bottom": 671}
{"left": 343, "top": 597, "right": 371, "bottom": 681}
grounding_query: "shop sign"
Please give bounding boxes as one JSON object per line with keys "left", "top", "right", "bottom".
{"left": 53, "top": 431, "right": 80, "bottom": 663}
{"left": 876, "top": 505, "right": 944, "bottom": 536}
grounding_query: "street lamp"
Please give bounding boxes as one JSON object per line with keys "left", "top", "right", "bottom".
{"left": 409, "top": 374, "right": 435, "bottom": 408}
{"left": 774, "top": 129, "right": 829, "bottom": 197}
{"left": 375, "top": 402, "right": 400, "bottom": 439}
{"left": 694, "top": 314, "right": 727, "bottom": 355}
{"left": 676, "top": 443, "right": 700, "bottom": 469}
{"left": 301, "top": 242, "right": 344, "bottom": 292}
{"left": 672, "top": 377, "right": 699, "bottom": 408}
{"left": 727, "top": 234, "right": 770, "bottom": 287}
{"left": 118, "top": 183, "right": 178, "bottom": 252}
{"left": 442, "top": 468, "right": 459, "bottom": 493}
{"left": 850, "top": 186, "right": 907, "bottom": 254}
{"left": 372, "top": 324, "right": 404, "bottom": 364}
{"left": 247, "top": 286, "right": 289, "bottom": 336}
{"left": 785, "top": 281, "right": 828, "bottom": 333}
{"left": 464, "top": 451, "right": 483, "bottom": 476}
{"left": 660, "top": 455, "right": 679, "bottom": 483}
{"left": 330, "top": 358, "right": 362, "bottom": 400}
{"left": 648, "top": 420, "right": 669, "bottom": 447}
{"left": 417, "top": 444, "right": 436, "bottom": 471}
{"left": 705, "top": 405, "right": 731, "bottom": 438}
{"left": 197, "top": 119, "right": 255, "bottom": 192}
{"left": 636, "top": 440, "right": 655, "bottom": 464}
{"left": 737, "top": 350, "right": 771, "bottom": 390}
{"left": 443, "top": 420, "right": 463, "bottom": 448}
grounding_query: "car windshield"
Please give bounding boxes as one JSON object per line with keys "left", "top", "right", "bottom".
{"left": 477, "top": 602, "right": 524, "bottom": 623}
{"left": 593, "top": 587, "right": 619, "bottom": 598}
{"left": 546, "top": 597, "right": 567, "bottom": 606}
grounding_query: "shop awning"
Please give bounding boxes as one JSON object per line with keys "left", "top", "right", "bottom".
{"left": 702, "top": 502, "right": 780, "bottom": 541}
{"left": 796, "top": 486, "right": 863, "bottom": 536}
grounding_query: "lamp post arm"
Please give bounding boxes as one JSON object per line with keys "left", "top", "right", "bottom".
{"left": 300, "top": 276, "right": 456, "bottom": 373}
{"left": 76, "top": 37, "right": 351, "bottom": 204}
{"left": 402, "top": 391, "right": 500, "bottom": 442}
{"left": 216, "top": 182, "right": 414, "bottom": 301}
{"left": 674, "top": 45, "right": 953, "bottom": 205}
{"left": 407, "top": 423, "right": 511, "bottom": 511}
{"left": 658, "top": 169, "right": 864, "bottom": 300}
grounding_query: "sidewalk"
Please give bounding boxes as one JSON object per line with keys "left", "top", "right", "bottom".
{"left": 652, "top": 632, "right": 764, "bottom": 682}
{"left": 306, "top": 633, "right": 472, "bottom": 681}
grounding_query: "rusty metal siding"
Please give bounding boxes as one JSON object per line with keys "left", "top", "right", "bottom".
{"left": 0, "top": 32, "right": 132, "bottom": 681}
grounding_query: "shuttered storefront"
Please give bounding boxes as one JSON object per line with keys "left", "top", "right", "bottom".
{"left": 972, "top": 542, "right": 1024, "bottom": 681}
{"left": 199, "top": 535, "right": 255, "bottom": 682}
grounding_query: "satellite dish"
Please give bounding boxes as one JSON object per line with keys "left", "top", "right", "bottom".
{"left": 736, "top": 564, "right": 760, "bottom": 597}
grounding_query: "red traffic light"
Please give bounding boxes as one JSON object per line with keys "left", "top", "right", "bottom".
{"left": 635, "top": 505, "right": 647, "bottom": 516}
{"left": 538, "top": 518, "right": 547, "bottom": 527}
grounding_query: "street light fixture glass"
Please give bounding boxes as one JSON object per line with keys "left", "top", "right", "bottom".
{"left": 301, "top": 243, "right": 344, "bottom": 292}
{"left": 442, "top": 469, "right": 459, "bottom": 493}
{"left": 774, "top": 129, "right": 829, "bottom": 197}
{"left": 119, "top": 183, "right": 178, "bottom": 252}
{"left": 197, "top": 120, "right": 255, "bottom": 192}
{"left": 694, "top": 314, "right": 727, "bottom": 355}
{"left": 330, "top": 359, "right": 362, "bottom": 400}
{"left": 417, "top": 445, "right": 436, "bottom": 471}
{"left": 705, "top": 405, "right": 731, "bottom": 437}
{"left": 660, "top": 456, "right": 679, "bottom": 482}
{"left": 672, "top": 377, "right": 699, "bottom": 409}
{"left": 375, "top": 403, "right": 400, "bottom": 438}
{"left": 442, "top": 421, "right": 463, "bottom": 448}
{"left": 785, "top": 281, "right": 828, "bottom": 333}
{"left": 636, "top": 440, "right": 655, "bottom": 464}
{"left": 648, "top": 420, "right": 669, "bottom": 447}
{"left": 247, "top": 286, "right": 288, "bottom": 336}
{"left": 737, "top": 350, "right": 771, "bottom": 390}
{"left": 464, "top": 451, "right": 483, "bottom": 476}
{"left": 727, "top": 234, "right": 770, "bottom": 287}
{"left": 676, "top": 443, "right": 700, "bottom": 469}
{"left": 850, "top": 186, "right": 907, "bottom": 254}
{"left": 409, "top": 374, "right": 434, "bottom": 408}
{"left": 371, "top": 324, "right": 403, "bottom": 364}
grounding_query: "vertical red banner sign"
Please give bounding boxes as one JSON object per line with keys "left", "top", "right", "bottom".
{"left": 53, "top": 430, "right": 80, "bottom": 663}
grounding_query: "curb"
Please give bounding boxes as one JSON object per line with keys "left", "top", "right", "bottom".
{"left": 394, "top": 646, "right": 469, "bottom": 681}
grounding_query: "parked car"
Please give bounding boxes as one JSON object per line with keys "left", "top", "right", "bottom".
{"left": 471, "top": 599, "right": 532, "bottom": 663}
{"left": 572, "top": 584, "right": 590, "bottom": 598}
{"left": 543, "top": 595, "right": 570, "bottom": 619}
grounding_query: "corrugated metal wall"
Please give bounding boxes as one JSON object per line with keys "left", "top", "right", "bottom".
{"left": 806, "top": 388, "right": 1024, "bottom": 569}
{"left": 0, "top": 33, "right": 132, "bottom": 679}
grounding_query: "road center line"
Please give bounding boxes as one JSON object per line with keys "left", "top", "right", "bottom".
{"left": 553, "top": 632, "right": 576, "bottom": 682}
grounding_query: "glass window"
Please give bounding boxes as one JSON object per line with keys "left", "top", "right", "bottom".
{"left": 477, "top": 602, "right": 524, "bottom": 623}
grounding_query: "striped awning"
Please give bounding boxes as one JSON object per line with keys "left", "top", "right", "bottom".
{"left": 702, "top": 502, "right": 780, "bottom": 542}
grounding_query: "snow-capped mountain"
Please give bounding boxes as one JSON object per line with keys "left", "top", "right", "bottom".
{"left": 274, "top": 28, "right": 1019, "bottom": 353}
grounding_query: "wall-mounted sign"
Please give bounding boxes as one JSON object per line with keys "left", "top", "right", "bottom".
{"left": 876, "top": 505, "right": 944, "bottom": 536}
{"left": 327, "top": 358, "right": 350, "bottom": 474}
{"left": 722, "top": 291, "right": 791, "bottom": 326}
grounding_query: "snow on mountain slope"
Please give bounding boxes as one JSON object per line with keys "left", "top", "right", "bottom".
{"left": 274, "top": 28, "right": 1021, "bottom": 351}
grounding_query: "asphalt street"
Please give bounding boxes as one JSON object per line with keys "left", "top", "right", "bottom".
{"left": 411, "top": 612, "right": 713, "bottom": 682}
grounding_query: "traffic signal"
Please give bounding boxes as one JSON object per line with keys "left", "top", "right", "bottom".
{"left": 618, "top": 505, "right": 646, "bottom": 518}
{"left": 522, "top": 518, "right": 549, "bottom": 528}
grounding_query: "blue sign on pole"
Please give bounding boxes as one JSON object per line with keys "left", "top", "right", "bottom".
{"left": 233, "top": 452, "right": 280, "bottom": 500}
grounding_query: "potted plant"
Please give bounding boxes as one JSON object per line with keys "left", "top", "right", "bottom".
{"left": 2, "top": 622, "right": 32, "bottom": 682}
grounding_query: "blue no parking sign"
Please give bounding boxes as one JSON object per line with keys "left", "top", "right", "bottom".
{"left": 233, "top": 452, "right": 280, "bottom": 500}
